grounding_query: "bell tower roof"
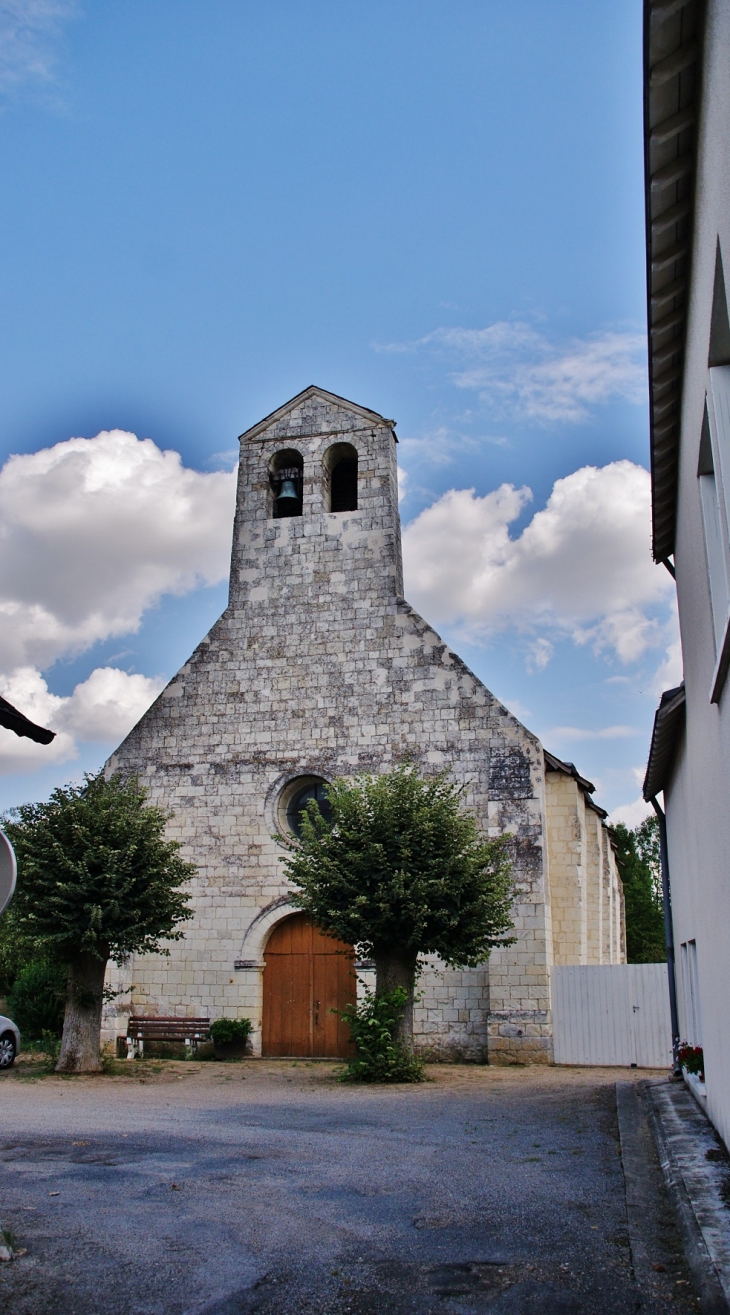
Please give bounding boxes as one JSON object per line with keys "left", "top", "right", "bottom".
{"left": 237, "top": 385, "right": 396, "bottom": 444}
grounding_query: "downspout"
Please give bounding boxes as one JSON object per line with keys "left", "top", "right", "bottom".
{"left": 650, "top": 796, "right": 681, "bottom": 1075}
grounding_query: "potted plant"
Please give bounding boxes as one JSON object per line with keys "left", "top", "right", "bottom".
{"left": 677, "top": 1041, "right": 704, "bottom": 1081}
{"left": 210, "top": 1017, "right": 253, "bottom": 1060}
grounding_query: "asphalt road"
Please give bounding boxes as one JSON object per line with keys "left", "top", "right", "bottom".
{"left": 0, "top": 1057, "right": 699, "bottom": 1314}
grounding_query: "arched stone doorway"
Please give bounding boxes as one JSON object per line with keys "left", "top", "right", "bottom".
{"left": 262, "top": 913, "right": 356, "bottom": 1057}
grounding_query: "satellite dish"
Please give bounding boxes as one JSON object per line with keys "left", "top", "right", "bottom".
{"left": 0, "top": 830, "right": 17, "bottom": 917}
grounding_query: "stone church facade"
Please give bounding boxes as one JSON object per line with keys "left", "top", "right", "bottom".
{"left": 104, "top": 387, "right": 625, "bottom": 1064}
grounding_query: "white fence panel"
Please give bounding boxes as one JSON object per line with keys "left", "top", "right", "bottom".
{"left": 551, "top": 964, "right": 673, "bottom": 1068}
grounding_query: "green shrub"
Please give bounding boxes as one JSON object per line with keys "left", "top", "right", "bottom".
{"left": 0, "top": 903, "right": 31, "bottom": 1001}
{"left": 209, "top": 1018, "right": 252, "bottom": 1044}
{"left": 339, "top": 987, "right": 425, "bottom": 1083}
{"left": 6, "top": 959, "right": 67, "bottom": 1040}
{"left": 40, "top": 1030, "right": 62, "bottom": 1071}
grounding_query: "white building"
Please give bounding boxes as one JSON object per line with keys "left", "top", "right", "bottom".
{"left": 642, "top": 0, "right": 730, "bottom": 1144}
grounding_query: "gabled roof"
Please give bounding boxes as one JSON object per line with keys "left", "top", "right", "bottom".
{"left": 643, "top": 682, "right": 686, "bottom": 799}
{"left": 238, "top": 386, "right": 396, "bottom": 443}
{"left": 643, "top": 0, "right": 704, "bottom": 563}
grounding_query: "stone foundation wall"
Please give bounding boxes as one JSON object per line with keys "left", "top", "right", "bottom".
{"left": 412, "top": 958, "right": 490, "bottom": 1062}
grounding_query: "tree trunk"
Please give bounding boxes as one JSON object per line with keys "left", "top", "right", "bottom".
{"left": 56, "top": 953, "right": 108, "bottom": 1074}
{"left": 373, "top": 948, "right": 418, "bottom": 1051}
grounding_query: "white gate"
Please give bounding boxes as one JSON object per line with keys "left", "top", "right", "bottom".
{"left": 551, "top": 964, "right": 672, "bottom": 1068}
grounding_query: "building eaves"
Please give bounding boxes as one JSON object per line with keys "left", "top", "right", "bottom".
{"left": 644, "top": 0, "right": 704, "bottom": 564}
{"left": 643, "top": 683, "right": 686, "bottom": 799}
{"left": 544, "top": 749, "right": 609, "bottom": 819}
{"left": 0, "top": 695, "right": 55, "bottom": 745}
{"left": 544, "top": 749, "right": 596, "bottom": 797}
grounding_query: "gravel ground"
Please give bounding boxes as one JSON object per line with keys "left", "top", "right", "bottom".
{"left": 0, "top": 1056, "right": 700, "bottom": 1314}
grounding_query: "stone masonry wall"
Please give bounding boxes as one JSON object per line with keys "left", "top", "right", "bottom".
{"left": 544, "top": 767, "right": 625, "bottom": 968}
{"left": 545, "top": 772, "right": 587, "bottom": 965}
{"left": 106, "top": 388, "right": 552, "bottom": 1062}
{"left": 585, "top": 807, "right": 602, "bottom": 963}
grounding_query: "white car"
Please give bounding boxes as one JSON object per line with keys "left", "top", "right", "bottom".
{"left": 0, "top": 1016, "right": 20, "bottom": 1069}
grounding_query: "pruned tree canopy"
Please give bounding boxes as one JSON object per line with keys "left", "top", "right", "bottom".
{"left": 4, "top": 772, "right": 195, "bottom": 1073}
{"left": 5, "top": 773, "right": 194, "bottom": 965}
{"left": 281, "top": 766, "right": 514, "bottom": 1053}
{"left": 282, "top": 766, "right": 515, "bottom": 966}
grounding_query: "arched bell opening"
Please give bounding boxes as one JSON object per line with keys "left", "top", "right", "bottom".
{"left": 324, "top": 442, "right": 358, "bottom": 513}
{"left": 261, "top": 912, "right": 356, "bottom": 1057}
{"left": 269, "top": 448, "right": 304, "bottom": 519}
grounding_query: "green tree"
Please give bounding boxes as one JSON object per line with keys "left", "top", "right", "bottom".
{"left": 281, "top": 766, "right": 515, "bottom": 1049}
{"left": 611, "top": 814, "right": 666, "bottom": 963}
{"left": 4, "top": 773, "right": 195, "bottom": 1073}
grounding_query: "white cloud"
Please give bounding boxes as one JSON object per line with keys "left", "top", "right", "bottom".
{"left": 0, "top": 665, "right": 165, "bottom": 775}
{"left": 378, "top": 321, "right": 647, "bottom": 424}
{"left": 544, "top": 725, "right": 639, "bottom": 743}
{"left": 55, "top": 666, "right": 166, "bottom": 742}
{"left": 206, "top": 448, "right": 240, "bottom": 470}
{"left": 526, "top": 637, "right": 553, "bottom": 672}
{"left": 0, "top": 430, "right": 237, "bottom": 672}
{"left": 396, "top": 428, "right": 509, "bottom": 486}
{"left": 609, "top": 795, "right": 654, "bottom": 829}
{"left": 495, "top": 695, "right": 532, "bottom": 723}
{"left": 0, "top": 666, "right": 74, "bottom": 771}
{"left": 0, "top": 0, "right": 76, "bottom": 97}
{"left": 402, "top": 460, "right": 674, "bottom": 666}
{"left": 652, "top": 627, "right": 683, "bottom": 694}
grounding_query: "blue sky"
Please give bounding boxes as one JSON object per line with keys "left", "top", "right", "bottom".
{"left": 0, "top": 0, "right": 676, "bottom": 820}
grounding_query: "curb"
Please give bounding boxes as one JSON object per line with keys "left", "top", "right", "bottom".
{"left": 646, "top": 1080, "right": 730, "bottom": 1314}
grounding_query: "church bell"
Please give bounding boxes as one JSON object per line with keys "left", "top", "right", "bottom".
{"left": 276, "top": 477, "right": 299, "bottom": 504}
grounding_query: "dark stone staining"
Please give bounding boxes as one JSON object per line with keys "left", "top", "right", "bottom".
{"left": 489, "top": 747, "right": 533, "bottom": 800}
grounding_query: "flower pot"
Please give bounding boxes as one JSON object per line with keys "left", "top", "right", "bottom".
{"left": 213, "top": 1038, "right": 248, "bottom": 1060}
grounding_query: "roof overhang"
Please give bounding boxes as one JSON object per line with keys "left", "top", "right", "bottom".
{"left": 644, "top": 0, "right": 704, "bottom": 563}
{"left": 0, "top": 695, "right": 55, "bottom": 745}
{"left": 544, "top": 749, "right": 608, "bottom": 818}
{"left": 642, "top": 682, "right": 686, "bottom": 798}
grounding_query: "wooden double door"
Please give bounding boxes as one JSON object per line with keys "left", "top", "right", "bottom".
{"left": 262, "top": 913, "right": 356, "bottom": 1057}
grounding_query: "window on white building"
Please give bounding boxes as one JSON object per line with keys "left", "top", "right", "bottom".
{"left": 698, "top": 404, "right": 730, "bottom": 653}
{"left": 700, "top": 245, "right": 730, "bottom": 697}
{"left": 680, "top": 939, "right": 702, "bottom": 1047}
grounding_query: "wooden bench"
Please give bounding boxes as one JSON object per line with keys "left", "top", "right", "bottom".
{"left": 125, "top": 1017, "right": 211, "bottom": 1059}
